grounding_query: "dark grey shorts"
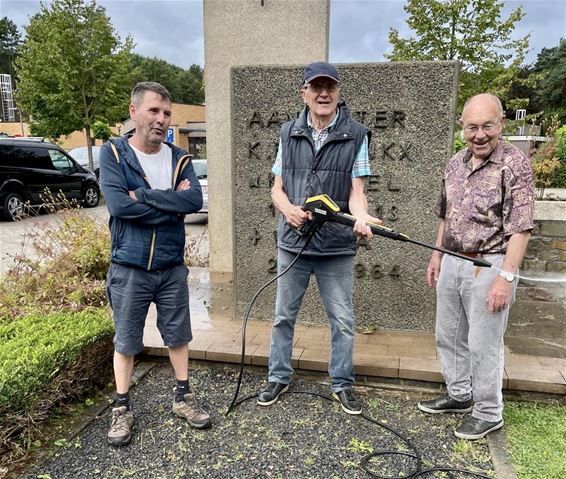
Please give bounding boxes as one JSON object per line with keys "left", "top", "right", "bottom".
{"left": 106, "top": 262, "right": 192, "bottom": 355}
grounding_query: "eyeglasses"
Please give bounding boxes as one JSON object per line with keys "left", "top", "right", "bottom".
{"left": 462, "top": 120, "right": 501, "bottom": 135}
{"left": 306, "top": 82, "right": 339, "bottom": 93}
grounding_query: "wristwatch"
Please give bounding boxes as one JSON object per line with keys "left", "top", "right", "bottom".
{"left": 498, "top": 270, "right": 515, "bottom": 282}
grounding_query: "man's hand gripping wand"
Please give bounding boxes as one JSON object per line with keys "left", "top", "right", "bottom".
{"left": 297, "top": 194, "right": 492, "bottom": 268}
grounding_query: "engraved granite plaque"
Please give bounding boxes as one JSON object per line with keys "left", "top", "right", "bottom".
{"left": 232, "top": 62, "right": 459, "bottom": 330}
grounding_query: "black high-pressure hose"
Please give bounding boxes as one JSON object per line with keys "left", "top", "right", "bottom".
{"left": 225, "top": 223, "right": 320, "bottom": 414}
{"left": 226, "top": 208, "right": 495, "bottom": 478}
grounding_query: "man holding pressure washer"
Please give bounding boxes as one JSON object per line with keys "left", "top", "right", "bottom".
{"left": 418, "top": 93, "right": 534, "bottom": 440}
{"left": 257, "top": 62, "right": 381, "bottom": 414}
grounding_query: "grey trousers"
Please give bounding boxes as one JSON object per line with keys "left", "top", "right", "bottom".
{"left": 435, "top": 253, "right": 515, "bottom": 422}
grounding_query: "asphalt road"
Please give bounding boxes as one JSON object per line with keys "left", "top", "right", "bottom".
{"left": 0, "top": 203, "right": 208, "bottom": 275}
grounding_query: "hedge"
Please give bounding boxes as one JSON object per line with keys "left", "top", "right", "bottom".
{"left": 0, "top": 309, "right": 113, "bottom": 413}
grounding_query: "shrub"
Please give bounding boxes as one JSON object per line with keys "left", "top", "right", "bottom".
{"left": 452, "top": 132, "right": 467, "bottom": 153}
{"left": 0, "top": 206, "right": 114, "bottom": 471}
{"left": 531, "top": 115, "right": 562, "bottom": 196}
{"left": 549, "top": 133, "right": 566, "bottom": 188}
{"left": 0, "top": 309, "right": 112, "bottom": 410}
{"left": 0, "top": 309, "right": 113, "bottom": 465}
{"left": 0, "top": 208, "right": 111, "bottom": 320}
{"left": 184, "top": 226, "right": 209, "bottom": 268}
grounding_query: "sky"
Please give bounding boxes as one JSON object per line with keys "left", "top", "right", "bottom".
{"left": 2, "top": 0, "right": 565, "bottom": 69}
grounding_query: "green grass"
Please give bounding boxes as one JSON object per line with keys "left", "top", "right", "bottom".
{"left": 504, "top": 401, "right": 566, "bottom": 479}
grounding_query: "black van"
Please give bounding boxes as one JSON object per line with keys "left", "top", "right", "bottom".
{"left": 0, "top": 137, "right": 100, "bottom": 220}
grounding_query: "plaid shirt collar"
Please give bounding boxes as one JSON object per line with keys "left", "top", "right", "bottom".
{"left": 307, "top": 109, "right": 340, "bottom": 152}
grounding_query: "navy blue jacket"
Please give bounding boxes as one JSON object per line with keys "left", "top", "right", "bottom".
{"left": 99, "top": 136, "right": 203, "bottom": 270}
{"left": 278, "top": 103, "right": 369, "bottom": 256}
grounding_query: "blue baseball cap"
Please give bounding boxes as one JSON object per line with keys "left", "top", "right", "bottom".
{"left": 302, "top": 62, "right": 340, "bottom": 85}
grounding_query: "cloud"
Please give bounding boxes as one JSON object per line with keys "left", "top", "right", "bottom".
{"left": 3, "top": 0, "right": 564, "bottom": 70}
{"left": 100, "top": 0, "right": 204, "bottom": 68}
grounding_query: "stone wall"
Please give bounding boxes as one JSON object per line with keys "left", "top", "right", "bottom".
{"left": 507, "top": 201, "right": 566, "bottom": 358}
{"left": 232, "top": 62, "right": 459, "bottom": 331}
{"left": 517, "top": 201, "right": 566, "bottom": 302}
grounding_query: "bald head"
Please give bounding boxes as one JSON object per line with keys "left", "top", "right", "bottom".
{"left": 460, "top": 93, "right": 505, "bottom": 160}
{"left": 461, "top": 94, "right": 504, "bottom": 121}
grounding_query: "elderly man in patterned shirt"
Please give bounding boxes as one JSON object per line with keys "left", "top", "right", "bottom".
{"left": 417, "top": 93, "right": 534, "bottom": 440}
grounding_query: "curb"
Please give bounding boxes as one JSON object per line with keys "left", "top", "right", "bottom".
{"left": 22, "top": 361, "right": 157, "bottom": 478}
{"left": 487, "top": 429, "right": 518, "bottom": 479}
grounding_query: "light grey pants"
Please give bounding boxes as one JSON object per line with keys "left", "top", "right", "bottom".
{"left": 435, "top": 253, "right": 515, "bottom": 422}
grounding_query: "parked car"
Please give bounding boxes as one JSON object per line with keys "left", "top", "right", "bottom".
{"left": 0, "top": 137, "right": 100, "bottom": 220}
{"left": 68, "top": 146, "right": 101, "bottom": 178}
{"left": 192, "top": 159, "right": 208, "bottom": 213}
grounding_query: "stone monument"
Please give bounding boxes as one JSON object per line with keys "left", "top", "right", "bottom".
{"left": 203, "top": 0, "right": 330, "bottom": 279}
{"left": 232, "top": 62, "right": 459, "bottom": 331}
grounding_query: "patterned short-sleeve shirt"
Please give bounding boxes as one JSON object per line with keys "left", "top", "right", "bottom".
{"left": 434, "top": 139, "right": 534, "bottom": 253}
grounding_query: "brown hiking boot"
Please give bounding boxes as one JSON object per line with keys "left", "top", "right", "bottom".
{"left": 107, "top": 406, "right": 134, "bottom": 446}
{"left": 172, "top": 392, "right": 212, "bottom": 429}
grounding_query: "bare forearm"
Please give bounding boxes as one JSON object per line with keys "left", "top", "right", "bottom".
{"left": 271, "top": 184, "right": 293, "bottom": 215}
{"left": 348, "top": 177, "right": 377, "bottom": 221}
{"left": 502, "top": 231, "right": 531, "bottom": 273}
{"left": 432, "top": 220, "right": 445, "bottom": 258}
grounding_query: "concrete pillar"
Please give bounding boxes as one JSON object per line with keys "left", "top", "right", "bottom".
{"left": 203, "top": 0, "right": 329, "bottom": 279}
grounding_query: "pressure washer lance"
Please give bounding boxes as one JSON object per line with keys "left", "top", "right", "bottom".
{"left": 299, "top": 194, "right": 492, "bottom": 268}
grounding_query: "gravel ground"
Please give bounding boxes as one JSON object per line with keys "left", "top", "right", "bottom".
{"left": 24, "top": 362, "right": 495, "bottom": 479}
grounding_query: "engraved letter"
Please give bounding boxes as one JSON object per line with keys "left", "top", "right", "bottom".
{"left": 367, "top": 174, "right": 380, "bottom": 192}
{"left": 399, "top": 142, "right": 412, "bottom": 161}
{"left": 387, "top": 172, "right": 400, "bottom": 192}
{"left": 388, "top": 205, "right": 398, "bottom": 221}
{"left": 357, "top": 236, "right": 372, "bottom": 251}
{"left": 355, "top": 263, "right": 366, "bottom": 278}
{"left": 268, "top": 258, "right": 277, "bottom": 273}
{"left": 249, "top": 228, "right": 261, "bottom": 245}
{"left": 393, "top": 111, "right": 405, "bottom": 128}
{"left": 248, "top": 141, "right": 261, "bottom": 160}
{"left": 382, "top": 142, "right": 396, "bottom": 161}
{"left": 267, "top": 111, "right": 280, "bottom": 127}
{"left": 371, "top": 264, "right": 383, "bottom": 279}
{"left": 249, "top": 175, "right": 261, "bottom": 188}
{"left": 354, "top": 111, "right": 367, "bottom": 124}
{"left": 248, "top": 111, "right": 263, "bottom": 127}
{"left": 389, "top": 265, "right": 401, "bottom": 279}
{"left": 374, "top": 111, "right": 387, "bottom": 129}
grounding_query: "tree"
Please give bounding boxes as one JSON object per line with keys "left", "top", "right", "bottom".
{"left": 534, "top": 39, "right": 566, "bottom": 122}
{"left": 387, "top": 0, "right": 530, "bottom": 110}
{"left": 0, "top": 17, "right": 22, "bottom": 89}
{"left": 178, "top": 64, "right": 204, "bottom": 104}
{"left": 92, "top": 120, "right": 113, "bottom": 143}
{"left": 131, "top": 54, "right": 182, "bottom": 98}
{"left": 132, "top": 54, "right": 204, "bottom": 104}
{"left": 15, "top": 0, "right": 134, "bottom": 170}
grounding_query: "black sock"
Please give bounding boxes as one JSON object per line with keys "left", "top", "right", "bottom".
{"left": 175, "top": 379, "right": 190, "bottom": 402}
{"left": 116, "top": 392, "right": 130, "bottom": 410}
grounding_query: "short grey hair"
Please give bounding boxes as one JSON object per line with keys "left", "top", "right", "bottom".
{"left": 131, "top": 82, "right": 172, "bottom": 105}
{"left": 461, "top": 93, "right": 504, "bottom": 119}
